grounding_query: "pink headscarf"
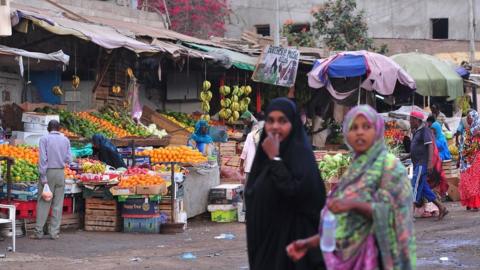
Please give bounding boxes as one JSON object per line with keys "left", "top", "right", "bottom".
{"left": 342, "top": 105, "right": 385, "bottom": 151}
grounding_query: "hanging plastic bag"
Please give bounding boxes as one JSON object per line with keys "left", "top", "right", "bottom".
{"left": 42, "top": 183, "right": 53, "bottom": 202}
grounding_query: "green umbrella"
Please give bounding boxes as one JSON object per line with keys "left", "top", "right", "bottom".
{"left": 391, "top": 52, "right": 464, "bottom": 100}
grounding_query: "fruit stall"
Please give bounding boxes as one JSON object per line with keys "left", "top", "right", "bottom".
{"left": 0, "top": 103, "right": 228, "bottom": 234}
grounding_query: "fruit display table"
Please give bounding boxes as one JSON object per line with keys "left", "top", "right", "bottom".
{"left": 183, "top": 164, "right": 220, "bottom": 218}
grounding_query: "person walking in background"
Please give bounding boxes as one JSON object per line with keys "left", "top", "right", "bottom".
{"left": 410, "top": 111, "right": 448, "bottom": 219}
{"left": 456, "top": 110, "right": 472, "bottom": 170}
{"left": 240, "top": 121, "right": 264, "bottom": 180}
{"left": 245, "top": 97, "right": 326, "bottom": 270}
{"left": 429, "top": 118, "right": 452, "bottom": 161}
{"left": 431, "top": 104, "right": 450, "bottom": 131}
{"left": 92, "top": 134, "right": 127, "bottom": 169}
{"left": 459, "top": 110, "right": 480, "bottom": 211}
{"left": 287, "top": 105, "right": 416, "bottom": 270}
{"left": 32, "top": 120, "right": 72, "bottom": 240}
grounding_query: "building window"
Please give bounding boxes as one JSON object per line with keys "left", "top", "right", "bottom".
{"left": 288, "top": 23, "right": 311, "bottom": 33}
{"left": 255, "top": 25, "right": 270, "bottom": 36}
{"left": 431, "top": 18, "right": 448, "bottom": 39}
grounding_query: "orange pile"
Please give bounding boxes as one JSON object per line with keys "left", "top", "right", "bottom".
{"left": 64, "top": 166, "right": 77, "bottom": 179}
{"left": 118, "top": 174, "right": 166, "bottom": 188}
{"left": 0, "top": 144, "right": 38, "bottom": 164}
{"left": 76, "top": 112, "right": 132, "bottom": 138}
{"left": 142, "top": 146, "right": 208, "bottom": 164}
{"left": 60, "top": 128, "right": 77, "bottom": 137}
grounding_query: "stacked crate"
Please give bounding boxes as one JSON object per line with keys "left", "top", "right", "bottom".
{"left": 84, "top": 198, "right": 121, "bottom": 232}
{"left": 120, "top": 195, "right": 162, "bottom": 234}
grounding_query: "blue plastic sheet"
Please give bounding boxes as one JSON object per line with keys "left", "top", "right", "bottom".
{"left": 30, "top": 70, "right": 61, "bottom": 104}
{"left": 327, "top": 54, "right": 367, "bottom": 78}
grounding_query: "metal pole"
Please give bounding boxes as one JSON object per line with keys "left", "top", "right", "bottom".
{"left": 469, "top": 0, "right": 476, "bottom": 63}
{"left": 274, "top": 0, "right": 280, "bottom": 46}
{"left": 473, "top": 86, "right": 478, "bottom": 111}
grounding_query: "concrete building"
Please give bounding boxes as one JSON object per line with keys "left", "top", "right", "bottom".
{"left": 227, "top": 0, "right": 480, "bottom": 61}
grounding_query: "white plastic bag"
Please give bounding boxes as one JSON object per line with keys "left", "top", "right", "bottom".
{"left": 42, "top": 183, "right": 53, "bottom": 201}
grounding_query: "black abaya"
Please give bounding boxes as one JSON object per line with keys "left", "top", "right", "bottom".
{"left": 246, "top": 98, "right": 327, "bottom": 270}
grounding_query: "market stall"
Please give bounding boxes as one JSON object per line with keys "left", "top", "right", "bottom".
{"left": 0, "top": 100, "right": 231, "bottom": 236}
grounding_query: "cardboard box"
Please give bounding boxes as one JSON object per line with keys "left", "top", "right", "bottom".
{"left": 447, "top": 184, "right": 461, "bottom": 201}
{"left": 21, "top": 112, "right": 59, "bottom": 125}
{"left": 136, "top": 183, "right": 167, "bottom": 195}
{"left": 110, "top": 186, "right": 136, "bottom": 196}
{"left": 121, "top": 197, "right": 160, "bottom": 217}
{"left": 208, "top": 184, "right": 243, "bottom": 205}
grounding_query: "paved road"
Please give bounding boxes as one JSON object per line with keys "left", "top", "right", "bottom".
{"left": 0, "top": 202, "right": 478, "bottom": 269}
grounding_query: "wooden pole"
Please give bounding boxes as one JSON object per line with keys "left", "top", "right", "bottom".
{"left": 469, "top": 0, "right": 476, "bottom": 63}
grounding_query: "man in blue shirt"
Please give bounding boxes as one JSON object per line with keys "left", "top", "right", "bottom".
{"left": 32, "top": 120, "right": 72, "bottom": 240}
{"left": 410, "top": 111, "right": 448, "bottom": 220}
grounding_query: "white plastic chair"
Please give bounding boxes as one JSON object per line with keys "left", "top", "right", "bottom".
{"left": 0, "top": 204, "right": 16, "bottom": 252}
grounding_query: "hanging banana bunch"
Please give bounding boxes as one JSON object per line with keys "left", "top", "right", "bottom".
{"left": 72, "top": 75, "right": 80, "bottom": 90}
{"left": 52, "top": 86, "right": 64, "bottom": 96}
{"left": 200, "top": 80, "right": 212, "bottom": 119}
{"left": 111, "top": 85, "right": 122, "bottom": 95}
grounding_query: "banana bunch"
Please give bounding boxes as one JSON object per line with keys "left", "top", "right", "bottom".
{"left": 219, "top": 84, "right": 254, "bottom": 124}
{"left": 219, "top": 85, "right": 231, "bottom": 96}
{"left": 52, "top": 86, "right": 64, "bottom": 96}
{"left": 201, "top": 114, "right": 210, "bottom": 121}
{"left": 200, "top": 80, "right": 212, "bottom": 115}
{"left": 111, "top": 85, "right": 122, "bottom": 94}
{"left": 72, "top": 75, "right": 80, "bottom": 89}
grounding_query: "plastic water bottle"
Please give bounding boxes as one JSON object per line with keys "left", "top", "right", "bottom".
{"left": 320, "top": 209, "right": 336, "bottom": 252}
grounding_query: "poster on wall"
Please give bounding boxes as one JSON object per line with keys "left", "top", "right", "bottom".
{"left": 252, "top": 45, "right": 300, "bottom": 87}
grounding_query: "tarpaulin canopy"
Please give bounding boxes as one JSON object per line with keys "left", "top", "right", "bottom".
{"left": 185, "top": 42, "right": 258, "bottom": 71}
{"left": 391, "top": 53, "right": 464, "bottom": 100}
{"left": 15, "top": 9, "right": 162, "bottom": 53}
{"left": 308, "top": 51, "right": 416, "bottom": 100}
{"left": 0, "top": 44, "right": 69, "bottom": 65}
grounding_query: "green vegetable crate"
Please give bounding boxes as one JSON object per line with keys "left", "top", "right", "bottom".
{"left": 207, "top": 205, "right": 238, "bottom": 223}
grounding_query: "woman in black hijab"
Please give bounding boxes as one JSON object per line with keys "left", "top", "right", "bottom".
{"left": 246, "top": 97, "right": 326, "bottom": 270}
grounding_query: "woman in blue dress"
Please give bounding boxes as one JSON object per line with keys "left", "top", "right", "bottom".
{"left": 430, "top": 121, "right": 452, "bottom": 161}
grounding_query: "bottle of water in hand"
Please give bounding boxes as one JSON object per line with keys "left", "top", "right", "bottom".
{"left": 320, "top": 209, "right": 336, "bottom": 252}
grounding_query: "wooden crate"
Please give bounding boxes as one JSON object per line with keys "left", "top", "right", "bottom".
{"left": 84, "top": 198, "right": 121, "bottom": 232}
{"left": 24, "top": 213, "right": 84, "bottom": 233}
{"left": 142, "top": 106, "right": 190, "bottom": 145}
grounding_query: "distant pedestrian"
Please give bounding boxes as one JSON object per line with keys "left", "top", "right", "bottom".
{"left": 459, "top": 110, "right": 480, "bottom": 211}
{"left": 32, "top": 120, "right": 72, "bottom": 240}
{"left": 410, "top": 111, "right": 448, "bottom": 219}
{"left": 431, "top": 104, "right": 450, "bottom": 131}
{"left": 245, "top": 97, "right": 326, "bottom": 270}
{"left": 287, "top": 105, "right": 416, "bottom": 270}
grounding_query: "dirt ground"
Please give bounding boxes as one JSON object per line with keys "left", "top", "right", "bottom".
{"left": 0, "top": 202, "right": 478, "bottom": 270}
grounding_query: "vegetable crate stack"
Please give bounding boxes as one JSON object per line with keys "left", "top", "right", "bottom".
{"left": 443, "top": 160, "right": 460, "bottom": 201}
{"left": 207, "top": 184, "right": 243, "bottom": 223}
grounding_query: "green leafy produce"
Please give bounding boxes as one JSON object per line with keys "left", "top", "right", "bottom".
{"left": 94, "top": 109, "right": 152, "bottom": 137}
{"left": 318, "top": 153, "right": 351, "bottom": 182}
{"left": 162, "top": 111, "right": 196, "bottom": 127}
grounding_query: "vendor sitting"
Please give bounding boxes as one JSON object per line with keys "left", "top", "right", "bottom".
{"left": 91, "top": 134, "right": 127, "bottom": 169}
{"left": 188, "top": 120, "right": 214, "bottom": 155}
{"left": 240, "top": 110, "right": 258, "bottom": 140}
